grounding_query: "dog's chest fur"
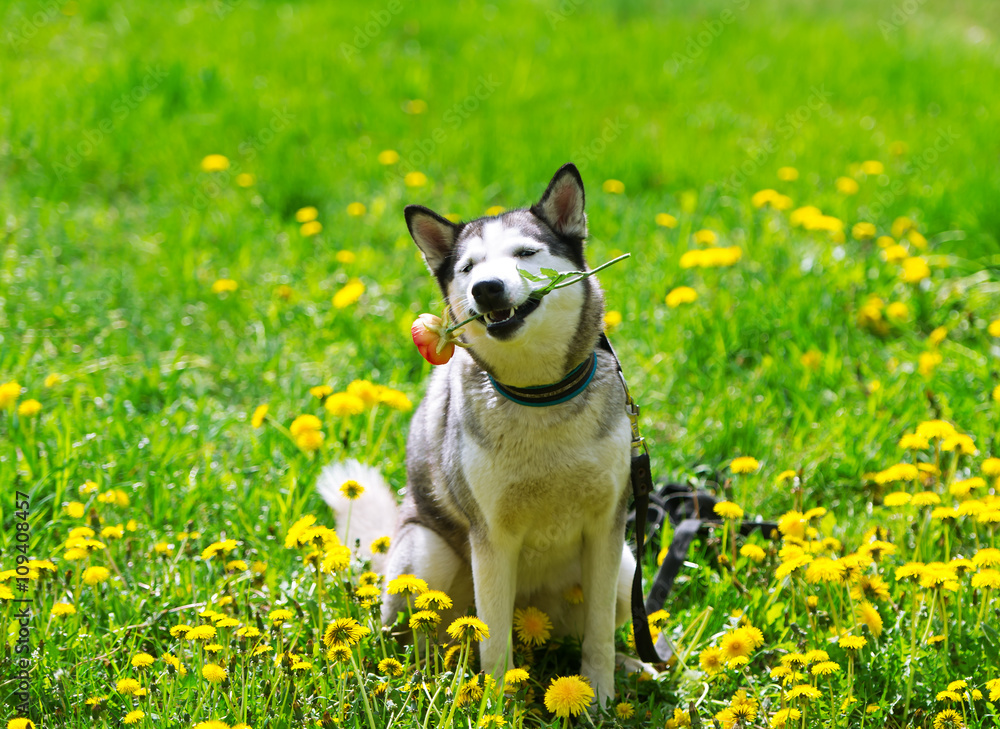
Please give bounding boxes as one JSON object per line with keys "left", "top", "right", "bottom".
{"left": 454, "top": 355, "right": 631, "bottom": 551}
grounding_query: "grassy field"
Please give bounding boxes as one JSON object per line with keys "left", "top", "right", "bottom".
{"left": 2, "top": 0, "right": 1000, "bottom": 727}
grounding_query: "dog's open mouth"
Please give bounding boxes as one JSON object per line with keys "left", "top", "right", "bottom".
{"left": 478, "top": 297, "right": 541, "bottom": 335}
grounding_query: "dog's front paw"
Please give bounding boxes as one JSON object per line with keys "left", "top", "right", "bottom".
{"left": 580, "top": 656, "right": 615, "bottom": 708}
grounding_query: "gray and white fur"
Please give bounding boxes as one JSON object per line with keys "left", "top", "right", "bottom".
{"left": 321, "top": 164, "right": 635, "bottom": 705}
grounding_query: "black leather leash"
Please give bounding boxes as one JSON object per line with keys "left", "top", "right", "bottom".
{"left": 598, "top": 333, "right": 673, "bottom": 664}
{"left": 599, "top": 333, "right": 780, "bottom": 664}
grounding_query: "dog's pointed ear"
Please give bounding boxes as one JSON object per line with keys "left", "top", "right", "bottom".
{"left": 532, "top": 163, "right": 587, "bottom": 239}
{"left": 405, "top": 205, "right": 461, "bottom": 274}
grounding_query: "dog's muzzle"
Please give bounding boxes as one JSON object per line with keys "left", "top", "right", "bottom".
{"left": 471, "top": 278, "right": 509, "bottom": 313}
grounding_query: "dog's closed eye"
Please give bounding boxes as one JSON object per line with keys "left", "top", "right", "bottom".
{"left": 514, "top": 249, "right": 537, "bottom": 258}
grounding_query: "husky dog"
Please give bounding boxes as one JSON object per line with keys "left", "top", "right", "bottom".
{"left": 320, "top": 163, "right": 636, "bottom": 704}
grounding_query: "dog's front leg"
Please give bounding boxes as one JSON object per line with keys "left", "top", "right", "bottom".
{"left": 580, "top": 517, "right": 625, "bottom": 707}
{"left": 469, "top": 533, "right": 517, "bottom": 678}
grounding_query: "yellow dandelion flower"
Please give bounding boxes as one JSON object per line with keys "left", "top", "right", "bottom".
{"left": 51, "top": 602, "right": 76, "bottom": 617}
{"left": 885, "top": 302, "right": 909, "bottom": 321}
{"left": 387, "top": 574, "right": 428, "bottom": 596}
{"left": 17, "top": 399, "right": 41, "bottom": 417}
{"left": 778, "top": 510, "right": 806, "bottom": 538}
{"left": 770, "top": 708, "right": 802, "bottom": 727}
{"left": 295, "top": 206, "right": 319, "bottom": 223}
{"left": 376, "top": 387, "right": 412, "bottom": 411}
{"left": 447, "top": 616, "right": 490, "bottom": 643}
{"left": 839, "top": 635, "right": 867, "bottom": 651}
{"left": 186, "top": 625, "right": 217, "bottom": 641}
{"left": 720, "top": 629, "right": 754, "bottom": 661}
{"left": 376, "top": 149, "right": 401, "bottom": 165}
{"left": 811, "top": 661, "right": 840, "bottom": 676}
{"left": 563, "top": 584, "right": 584, "bottom": 604}
{"left": 414, "top": 589, "right": 452, "bottom": 610}
{"left": 693, "top": 229, "right": 718, "bottom": 246}
{"left": 378, "top": 657, "right": 404, "bottom": 677}
{"left": 340, "top": 479, "right": 364, "bottom": 500}
{"left": 665, "top": 286, "right": 697, "bottom": 308}
{"left": 731, "top": 457, "right": 760, "bottom": 474}
{"left": 544, "top": 675, "right": 594, "bottom": 718}
{"left": 456, "top": 674, "right": 484, "bottom": 707}
{"left": 902, "top": 256, "right": 931, "bottom": 283}
{"left": 698, "top": 647, "right": 723, "bottom": 676}
{"left": 211, "top": 278, "right": 238, "bottom": 294}
{"left": 514, "top": 606, "right": 553, "bottom": 646}
{"left": 332, "top": 278, "right": 365, "bottom": 309}
{"left": 370, "top": 536, "right": 391, "bottom": 554}
{"left": 655, "top": 213, "right": 678, "bottom": 228}
{"left": 933, "top": 709, "right": 964, "bottom": 728}
{"left": 603, "top": 310, "right": 623, "bottom": 331}
{"left": 346, "top": 202, "right": 366, "bottom": 217}
{"left": 860, "top": 160, "right": 884, "bottom": 175}
{"left": 835, "top": 177, "right": 859, "bottom": 194}
{"left": 131, "top": 653, "right": 154, "bottom": 669}
{"left": 851, "top": 574, "right": 890, "bottom": 602}
{"left": 82, "top": 566, "right": 110, "bottom": 586}
{"left": 122, "top": 711, "right": 145, "bottom": 725}
{"left": 116, "top": 678, "right": 142, "bottom": 695}
{"left": 323, "top": 617, "right": 369, "bottom": 647}
{"left": 0, "top": 381, "right": 21, "bottom": 408}
{"left": 200, "top": 154, "right": 229, "bottom": 171}
{"left": 309, "top": 385, "right": 333, "bottom": 400}
{"left": 493, "top": 668, "right": 527, "bottom": 692}
{"left": 714, "top": 501, "right": 744, "bottom": 520}
{"left": 777, "top": 166, "right": 799, "bottom": 181}
{"left": 884, "top": 492, "right": 912, "bottom": 507}
{"left": 323, "top": 392, "right": 365, "bottom": 417}
{"left": 971, "top": 569, "right": 1000, "bottom": 590}
{"left": 943, "top": 434, "right": 977, "bottom": 455}
{"left": 602, "top": 179, "right": 625, "bottom": 194}
{"left": 857, "top": 601, "right": 883, "bottom": 637}
{"left": 202, "top": 663, "right": 227, "bottom": 683}
{"left": 805, "top": 557, "right": 846, "bottom": 584}
{"left": 300, "top": 220, "right": 322, "bottom": 236}
{"left": 786, "top": 684, "right": 822, "bottom": 700}
{"left": 404, "top": 171, "right": 428, "bottom": 187}
{"left": 289, "top": 415, "right": 321, "bottom": 438}
{"left": 852, "top": 222, "right": 878, "bottom": 240}
{"left": 899, "top": 433, "right": 930, "bottom": 450}
{"left": 409, "top": 610, "right": 441, "bottom": 631}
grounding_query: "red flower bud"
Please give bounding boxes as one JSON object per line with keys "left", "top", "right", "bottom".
{"left": 411, "top": 314, "right": 455, "bottom": 365}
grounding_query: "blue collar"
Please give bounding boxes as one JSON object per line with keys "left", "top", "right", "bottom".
{"left": 488, "top": 351, "right": 598, "bottom": 407}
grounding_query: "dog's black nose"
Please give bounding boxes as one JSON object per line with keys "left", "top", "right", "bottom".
{"left": 471, "top": 279, "right": 508, "bottom": 311}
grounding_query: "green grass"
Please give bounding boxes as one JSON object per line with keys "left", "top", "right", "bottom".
{"left": 1, "top": 0, "right": 1000, "bottom": 727}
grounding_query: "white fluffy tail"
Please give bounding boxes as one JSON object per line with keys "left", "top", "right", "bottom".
{"left": 317, "top": 459, "right": 398, "bottom": 561}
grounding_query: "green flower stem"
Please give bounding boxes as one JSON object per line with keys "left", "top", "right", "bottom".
{"left": 350, "top": 648, "right": 379, "bottom": 729}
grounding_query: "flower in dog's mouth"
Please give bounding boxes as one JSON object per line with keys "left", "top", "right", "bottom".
{"left": 410, "top": 253, "right": 630, "bottom": 365}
